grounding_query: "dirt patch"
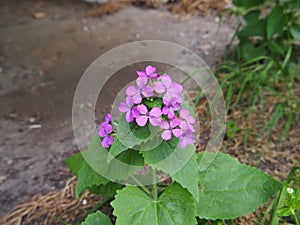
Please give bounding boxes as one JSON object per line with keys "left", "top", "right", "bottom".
{"left": 0, "top": 0, "right": 236, "bottom": 218}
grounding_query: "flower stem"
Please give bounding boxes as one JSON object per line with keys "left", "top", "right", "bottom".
{"left": 294, "top": 212, "right": 300, "bottom": 225}
{"left": 130, "top": 175, "right": 151, "bottom": 196}
{"left": 152, "top": 169, "right": 158, "bottom": 201}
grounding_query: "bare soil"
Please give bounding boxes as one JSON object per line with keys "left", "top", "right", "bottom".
{"left": 0, "top": 0, "right": 236, "bottom": 218}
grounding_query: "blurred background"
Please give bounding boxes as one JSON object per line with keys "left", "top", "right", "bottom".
{"left": 0, "top": 0, "right": 299, "bottom": 224}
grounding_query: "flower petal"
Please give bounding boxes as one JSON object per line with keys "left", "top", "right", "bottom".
{"left": 104, "top": 113, "right": 112, "bottom": 123}
{"left": 162, "top": 105, "right": 169, "bottom": 115}
{"left": 154, "top": 82, "right": 166, "bottom": 94}
{"left": 131, "top": 107, "right": 140, "bottom": 118}
{"left": 126, "top": 111, "right": 134, "bottom": 122}
{"left": 161, "top": 130, "right": 172, "bottom": 140}
{"left": 136, "top": 115, "right": 148, "bottom": 126}
{"left": 103, "top": 123, "right": 113, "bottom": 134}
{"left": 102, "top": 136, "right": 114, "bottom": 148}
{"left": 137, "top": 104, "right": 148, "bottom": 114}
{"left": 170, "top": 82, "right": 183, "bottom": 94}
{"left": 146, "top": 65, "right": 156, "bottom": 75}
{"left": 172, "top": 128, "right": 182, "bottom": 138}
{"left": 180, "top": 109, "right": 190, "bottom": 120}
{"left": 167, "top": 109, "right": 175, "bottom": 119}
{"left": 150, "top": 107, "right": 162, "bottom": 118}
{"left": 162, "top": 75, "right": 172, "bottom": 88}
{"left": 136, "top": 77, "right": 147, "bottom": 88}
{"left": 126, "top": 96, "right": 134, "bottom": 107}
{"left": 136, "top": 71, "right": 147, "bottom": 77}
{"left": 141, "top": 86, "right": 153, "bottom": 98}
{"left": 126, "top": 86, "right": 138, "bottom": 96}
{"left": 98, "top": 127, "right": 106, "bottom": 137}
{"left": 133, "top": 93, "right": 142, "bottom": 104}
{"left": 149, "top": 117, "right": 161, "bottom": 126}
{"left": 119, "top": 102, "right": 129, "bottom": 113}
{"left": 159, "top": 119, "right": 169, "bottom": 129}
{"left": 179, "top": 139, "right": 187, "bottom": 149}
{"left": 106, "top": 135, "right": 114, "bottom": 145}
{"left": 170, "top": 117, "right": 180, "bottom": 128}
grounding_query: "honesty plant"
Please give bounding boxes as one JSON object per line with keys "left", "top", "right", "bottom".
{"left": 66, "top": 65, "right": 283, "bottom": 225}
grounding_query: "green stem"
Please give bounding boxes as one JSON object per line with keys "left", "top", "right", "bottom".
{"left": 130, "top": 175, "right": 151, "bottom": 196}
{"left": 152, "top": 169, "right": 158, "bottom": 201}
{"left": 294, "top": 212, "right": 300, "bottom": 225}
{"left": 270, "top": 186, "right": 285, "bottom": 225}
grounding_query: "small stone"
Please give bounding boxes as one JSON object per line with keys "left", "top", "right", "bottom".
{"left": 83, "top": 26, "right": 88, "bottom": 32}
{"left": 33, "top": 12, "right": 46, "bottom": 19}
{"left": 82, "top": 199, "right": 88, "bottom": 205}
{"left": 6, "top": 159, "right": 13, "bottom": 165}
{"left": 28, "top": 124, "right": 42, "bottom": 129}
{"left": 86, "top": 102, "right": 92, "bottom": 108}
{"left": 214, "top": 16, "right": 220, "bottom": 23}
{"left": 9, "top": 113, "right": 18, "bottom": 118}
{"left": 29, "top": 117, "right": 36, "bottom": 123}
{"left": 0, "top": 175, "right": 7, "bottom": 184}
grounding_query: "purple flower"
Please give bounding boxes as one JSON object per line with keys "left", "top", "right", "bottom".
{"left": 154, "top": 75, "right": 172, "bottom": 94}
{"left": 104, "top": 113, "right": 112, "bottom": 123}
{"left": 163, "top": 84, "right": 183, "bottom": 104}
{"left": 126, "top": 77, "right": 152, "bottom": 104}
{"left": 162, "top": 97, "right": 182, "bottom": 119}
{"left": 179, "top": 129, "right": 194, "bottom": 148}
{"left": 180, "top": 109, "right": 195, "bottom": 126}
{"left": 136, "top": 104, "right": 162, "bottom": 127}
{"left": 98, "top": 122, "right": 114, "bottom": 148}
{"left": 178, "top": 121, "right": 195, "bottom": 148}
{"left": 137, "top": 65, "right": 160, "bottom": 80}
{"left": 160, "top": 117, "right": 181, "bottom": 140}
{"left": 119, "top": 96, "right": 140, "bottom": 122}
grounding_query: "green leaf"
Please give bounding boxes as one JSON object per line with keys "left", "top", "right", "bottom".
{"left": 290, "top": 24, "right": 300, "bottom": 42}
{"left": 276, "top": 206, "right": 292, "bottom": 217}
{"left": 239, "top": 19, "right": 266, "bottom": 38}
{"left": 80, "top": 135, "right": 144, "bottom": 184}
{"left": 269, "top": 41, "right": 285, "bottom": 55}
{"left": 81, "top": 211, "right": 112, "bottom": 225}
{"left": 143, "top": 97, "right": 162, "bottom": 109}
{"left": 294, "top": 199, "right": 300, "bottom": 210}
{"left": 196, "top": 152, "right": 282, "bottom": 220}
{"left": 243, "top": 10, "right": 261, "bottom": 24}
{"left": 142, "top": 136, "right": 179, "bottom": 164}
{"left": 226, "top": 120, "right": 241, "bottom": 139}
{"left": 116, "top": 149, "right": 144, "bottom": 166}
{"left": 238, "top": 42, "right": 267, "bottom": 61}
{"left": 172, "top": 153, "right": 199, "bottom": 201}
{"left": 108, "top": 137, "right": 128, "bottom": 162}
{"left": 143, "top": 137, "right": 199, "bottom": 201}
{"left": 89, "top": 182, "right": 122, "bottom": 197}
{"left": 233, "top": 0, "right": 265, "bottom": 9}
{"left": 111, "top": 183, "right": 197, "bottom": 225}
{"left": 267, "top": 5, "right": 285, "bottom": 39}
{"left": 65, "top": 152, "right": 84, "bottom": 176}
{"left": 75, "top": 163, "right": 109, "bottom": 197}
{"left": 117, "top": 114, "right": 151, "bottom": 149}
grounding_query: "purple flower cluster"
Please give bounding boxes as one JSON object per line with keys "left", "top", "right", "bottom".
{"left": 98, "top": 113, "right": 114, "bottom": 148}
{"left": 118, "top": 65, "right": 196, "bottom": 148}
